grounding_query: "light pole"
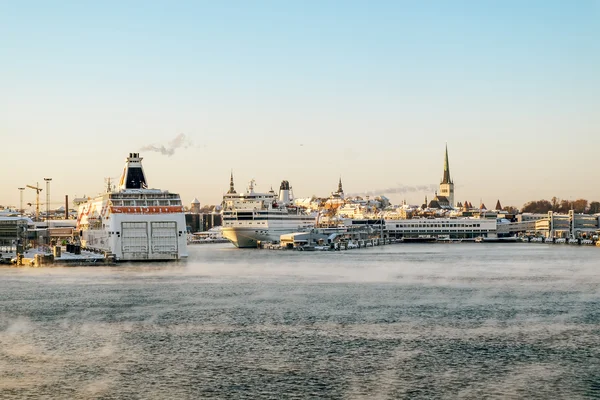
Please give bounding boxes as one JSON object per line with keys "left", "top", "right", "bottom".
{"left": 44, "top": 178, "right": 52, "bottom": 246}
{"left": 18, "top": 187, "right": 25, "bottom": 214}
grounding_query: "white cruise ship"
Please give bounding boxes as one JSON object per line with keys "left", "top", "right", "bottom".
{"left": 76, "top": 153, "right": 188, "bottom": 261}
{"left": 221, "top": 175, "right": 315, "bottom": 248}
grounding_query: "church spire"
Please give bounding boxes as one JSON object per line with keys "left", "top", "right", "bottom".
{"left": 495, "top": 199, "right": 502, "bottom": 211}
{"left": 227, "top": 170, "right": 236, "bottom": 194}
{"left": 337, "top": 176, "right": 343, "bottom": 193}
{"left": 442, "top": 143, "right": 452, "bottom": 184}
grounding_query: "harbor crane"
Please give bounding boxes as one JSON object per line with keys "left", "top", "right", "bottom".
{"left": 26, "top": 183, "right": 42, "bottom": 221}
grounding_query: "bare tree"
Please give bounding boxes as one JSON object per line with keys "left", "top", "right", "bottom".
{"left": 551, "top": 196, "right": 560, "bottom": 212}
{"left": 503, "top": 205, "right": 519, "bottom": 214}
{"left": 522, "top": 200, "right": 552, "bottom": 213}
{"left": 558, "top": 200, "right": 572, "bottom": 213}
{"left": 589, "top": 201, "right": 600, "bottom": 214}
{"left": 572, "top": 199, "right": 588, "bottom": 213}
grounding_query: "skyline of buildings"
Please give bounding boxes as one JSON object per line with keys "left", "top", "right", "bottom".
{"left": 1, "top": 144, "right": 598, "bottom": 215}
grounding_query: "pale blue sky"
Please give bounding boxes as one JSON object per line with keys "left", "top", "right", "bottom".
{"left": 1, "top": 1, "right": 599, "bottom": 209}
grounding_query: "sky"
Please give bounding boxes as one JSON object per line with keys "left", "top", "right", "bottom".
{"left": 1, "top": 1, "right": 599, "bottom": 210}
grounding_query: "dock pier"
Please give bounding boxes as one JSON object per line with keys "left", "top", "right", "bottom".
{"left": 259, "top": 226, "right": 396, "bottom": 251}
{"left": 4, "top": 244, "right": 116, "bottom": 267}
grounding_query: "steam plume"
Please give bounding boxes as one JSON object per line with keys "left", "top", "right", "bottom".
{"left": 348, "top": 184, "right": 438, "bottom": 197}
{"left": 140, "top": 133, "right": 192, "bottom": 156}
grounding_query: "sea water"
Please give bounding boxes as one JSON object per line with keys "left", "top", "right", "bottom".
{"left": 1, "top": 243, "right": 599, "bottom": 399}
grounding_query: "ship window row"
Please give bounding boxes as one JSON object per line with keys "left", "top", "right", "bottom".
{"left": 223, "top": 222, "right": 267, "bottom": 225}
{"left": 111, "top": 193, "right": 179, "bottom": 199}
{"left": 394, "top": 223, "right": 482, "bottom": 228}
{"left": 111, "top": 200, "right": 181, "bottom": 206}
{"left": 394, "top": 229, "right": 491, "bottom": 233}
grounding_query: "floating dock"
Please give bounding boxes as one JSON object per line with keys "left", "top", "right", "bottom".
{"left": 4, "top": 245, "right": 115, "bottom": 267}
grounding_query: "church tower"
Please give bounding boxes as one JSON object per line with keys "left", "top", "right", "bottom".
{"left": 227, "top": 171, "right": 236, "bottom": 194}
{"left": 332, "top": 176, "right": 344, "bottom": 199}
{"left": 439, "top": 144, "right": 455, "bottom": 207}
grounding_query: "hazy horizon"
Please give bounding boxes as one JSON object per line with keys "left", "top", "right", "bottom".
{"left": 2, "top": 1, "right": 599, "bottom": 210}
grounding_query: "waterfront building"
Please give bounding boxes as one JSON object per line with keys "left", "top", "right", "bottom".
{"left": 0, "top": 217, "right": 32, "bottom": 249}
{"left": 190, "top": 198, "right": 201, "bottom": 214}
{"left": 428, "top": 192, "right": 452, "bottom": 209}
{"left": 499, "top": 211, "right": 600, "bottom": 238}
{"left": 186, "top": 204, "right": 223, "bottom": 233}
{"left": 347, "top": 216, "right": 497, "bottom": 240}
{"left": 43, "top": 219, "right": 77, "bottom": 244}
{"left": 337, "top": 203, "right": 368, "bottom": 219}
{"left": 517, "top": 213, "right": 547, "bottom": 222}
{"left": 202, "top": 211, "right": 223, "bottom": 232}
{"left": 385, "top": 217, "right": 497, "bottom": 240}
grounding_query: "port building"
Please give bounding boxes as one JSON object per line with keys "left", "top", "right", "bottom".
{"left": 500, "top": 211, "right": 600, "bottom": 238}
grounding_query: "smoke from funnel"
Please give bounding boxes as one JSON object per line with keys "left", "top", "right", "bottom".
{"left": 348, "top": 184, "right": 438, "bottom": 197}
{"left": 140, "top": 133, "right": 192, "bottom": 156}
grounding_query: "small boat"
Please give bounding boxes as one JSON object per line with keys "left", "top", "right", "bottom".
{"left": 437, "top": 235, "right": 463, "bottom": 243}
{"left": 314, "top": 245, "right": 330, "bottom": 251}
{"left": 476, "top": 236, "right": 520, "bottom": 243}
{"left": 401, "top": 236, "right": 437, "bottom": 243}
{"left": 297, "top": 245, "right": 316, "bottom": 251}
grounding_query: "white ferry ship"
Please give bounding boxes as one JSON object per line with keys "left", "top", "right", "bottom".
{"left": 221, "top": 175, "right": 315, "bottom": 248}
{"left": 76, "top": 153, "right": 188, "bottom": 261}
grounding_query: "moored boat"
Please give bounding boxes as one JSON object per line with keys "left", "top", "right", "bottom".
{"left": 76, "top": 153, "right": 188, "bottom": 261}
{"left": 475, "top": 236, "right": 520, "bottom": 243}
{"left": 221, "top": 176, "right": 315, "bottom": 248}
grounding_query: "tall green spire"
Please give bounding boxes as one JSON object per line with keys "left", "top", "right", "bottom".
{"left": 442, "top": 144, "right": 452, "bottom": 184}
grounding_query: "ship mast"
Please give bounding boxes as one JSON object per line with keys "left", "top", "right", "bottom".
{"left": 104, "top": 177, "right": 115, "bottom": 193}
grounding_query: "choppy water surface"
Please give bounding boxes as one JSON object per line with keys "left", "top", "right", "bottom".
{"left": 1, "top": 243, "right": 599, "bottom": 399}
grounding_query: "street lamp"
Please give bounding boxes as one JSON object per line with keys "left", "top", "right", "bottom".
{"left": 18, "top": 187, "right": 25, "bottom": 214}
{"left": 44, "top": 178, "right": 52, "bottom": 222}
{"left": 44, "top": 178, "right": 52, "bottom": 246}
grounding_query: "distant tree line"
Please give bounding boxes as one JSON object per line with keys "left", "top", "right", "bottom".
{"left": 520, "top": 197, "right": 600, "bottom": 214}
{"left": 502, "top": 206, "right": 519, "bottom": 214}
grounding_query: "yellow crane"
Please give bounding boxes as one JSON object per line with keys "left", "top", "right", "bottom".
{"left": 26, "top": 183, "right": 42, "bottom": 221}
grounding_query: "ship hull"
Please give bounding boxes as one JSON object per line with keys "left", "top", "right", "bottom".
{"left": 82, "top": 213, "right": 188, "bottom": 261}
{"left": 222, "top": 224, "right": 314, "bottom": 248}
{"left": 78, "top": 196, "right": 188, "bottom": 261}
{"left": 221, "top": 227, "right": 288, "bottom": 248}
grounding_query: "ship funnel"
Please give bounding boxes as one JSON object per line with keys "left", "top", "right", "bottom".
{"left": 118, "top": 152, "right": 148, "bottom": 190}
{"left": 278, "top": 180, "right": 291, "bottom": 205}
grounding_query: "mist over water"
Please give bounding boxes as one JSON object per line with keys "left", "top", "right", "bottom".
{"left": 1, "top": 244, "right": 599, "bottom": 399}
